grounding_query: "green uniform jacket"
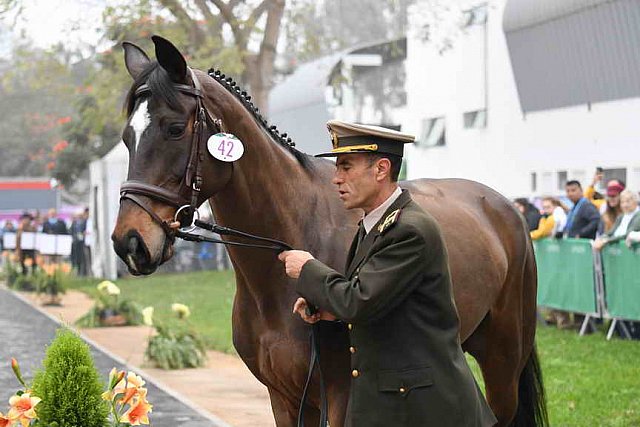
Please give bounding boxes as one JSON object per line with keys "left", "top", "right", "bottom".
{"left": 297, "top": 190, "right": 497, "bottom": 427}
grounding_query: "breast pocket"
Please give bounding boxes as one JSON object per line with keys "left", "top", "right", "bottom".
{"left": 377, "top": 366, "right": 434, "bottom": 397}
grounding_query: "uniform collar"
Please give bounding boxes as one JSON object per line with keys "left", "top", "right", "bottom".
{"left": 362, "top": 187, "right": 402, "bottom": 234}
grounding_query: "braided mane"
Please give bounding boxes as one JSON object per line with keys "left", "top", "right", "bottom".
{"left": 207, "top": 68, "right": 313, "bottom": 170}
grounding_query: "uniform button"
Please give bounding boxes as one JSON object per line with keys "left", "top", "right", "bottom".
{"left": 349, "top": 346, "right": 356, "bottom": 354}
{"left": 399, "top": 387, "right": 406, "bottom": 393}
{"left": 348, "top": 323, "right": 353, "bottom": 330}
{"left": 351, "top": 369, "right": 360, "bottom": 378}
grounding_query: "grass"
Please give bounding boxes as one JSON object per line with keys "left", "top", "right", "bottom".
{"left": 67, "top": 270, "right": 236, "bottom": 353}
{"left": 68, "top": 271, "right": 640, "bottom": 426}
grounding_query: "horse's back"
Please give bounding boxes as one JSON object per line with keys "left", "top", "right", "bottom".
{"left": 400, "top": 178, "right": 531, "bottom": 339}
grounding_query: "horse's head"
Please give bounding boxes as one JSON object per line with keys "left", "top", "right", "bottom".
{"left": 112, "top": 36, "right": 232, "bottom": 275}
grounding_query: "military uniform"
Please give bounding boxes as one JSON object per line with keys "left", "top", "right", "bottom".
{"left": 296, "top": 121, "right": 497, "bottom": 426}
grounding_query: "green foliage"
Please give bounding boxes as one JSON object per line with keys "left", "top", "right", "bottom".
{"left": 32, "top": 329, "right": 109, "bottom": 427}
{"left": 2, "top": 257, "right": 20, "bottom": 287}
{"left": 76, "top": 297, "right": 143, "bottom": 328}
{"left": 35, "top": 267, "right": 68, "bottom": 300}
{"left": 145, "top": 319, "right": 207, "bottom": 370}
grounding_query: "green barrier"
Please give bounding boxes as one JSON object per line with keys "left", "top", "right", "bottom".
{"left": 601, "top": 242, "right": 640, "bottom": 321}
{"left": 533, "top": 239, "right": 597, "bottom": 314}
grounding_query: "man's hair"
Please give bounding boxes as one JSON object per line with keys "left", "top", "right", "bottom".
{"left": 565, "top": 180, "right": 582, "bottom": 188}
{"left": 367, "top": 153, "right": 402, "bottom": 182}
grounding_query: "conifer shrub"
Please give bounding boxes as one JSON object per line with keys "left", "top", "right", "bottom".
{"left": 32, "top": 328, "right": 109, "bottom": 427}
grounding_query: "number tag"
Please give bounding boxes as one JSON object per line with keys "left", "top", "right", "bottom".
{"left": 207, "top": 133, "right": 245, "bottom": 162}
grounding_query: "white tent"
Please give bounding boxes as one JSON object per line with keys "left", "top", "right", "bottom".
{"left": 89, "top": 143, "right": 128, "bottom": 280}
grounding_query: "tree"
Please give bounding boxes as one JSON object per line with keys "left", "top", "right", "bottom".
{"left": 149, "top": 0, "right": 286, "bottom": 113}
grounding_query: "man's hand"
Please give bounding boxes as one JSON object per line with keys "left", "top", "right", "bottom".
{"left": 293, "top": 298, "right": 337, "bottom": 324}
{"left": 278, "top": 250, "right": 314, "bottom": 279}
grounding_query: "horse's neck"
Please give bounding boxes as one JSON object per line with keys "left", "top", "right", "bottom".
{"left": 209, "top": 104, "right": 327, "bottom": 309}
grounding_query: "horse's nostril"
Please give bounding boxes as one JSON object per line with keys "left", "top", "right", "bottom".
{"left": 128, "top": 236, "right": 139, "bottom": 255}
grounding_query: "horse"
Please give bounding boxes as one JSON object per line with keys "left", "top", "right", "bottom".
{"left": 111, "top": 36, "right": 547, "bottom": 427}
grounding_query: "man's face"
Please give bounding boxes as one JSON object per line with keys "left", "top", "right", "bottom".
{"left": 332, "top": 153, "right": 378, "bottom": 211}
{"left": 565, "top": 184, "right": 583, "bottom": 203}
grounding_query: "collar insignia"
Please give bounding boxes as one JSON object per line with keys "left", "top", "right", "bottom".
{"left": 378, "top": 209, "right": 401, "bottom": 233}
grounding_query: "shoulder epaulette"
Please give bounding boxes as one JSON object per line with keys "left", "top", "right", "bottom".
{"left": 378, "top": 209, "right": 401, "bottom": 234}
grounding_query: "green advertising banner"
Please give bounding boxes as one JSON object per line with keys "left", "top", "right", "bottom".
{"left": 533, "top": 239, "right": 597, "bottom": 314}
{"left": 602, "top": 242, "right": 640, "bottom": 321}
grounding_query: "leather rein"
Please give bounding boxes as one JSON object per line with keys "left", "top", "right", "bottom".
{"left": 118, "top": 68, "right": 327, "bottom": 427}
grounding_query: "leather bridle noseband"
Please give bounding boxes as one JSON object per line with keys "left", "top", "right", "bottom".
{"left": 119, "top": 68, "right": 223, "bottom": 237}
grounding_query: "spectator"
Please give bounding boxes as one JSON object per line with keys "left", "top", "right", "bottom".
{"left": 564, "top": 180, "right": 600, "bottom": 239}
{"left": 530, "top": 197, "right": 567, "bottom": 240}
{"left": 16, "top": 212, "right": 37, "bottom": 275}
{"left": 42, "top": 208, "right": 68, "bottom": 235}
{"left": 514, "top": 198, "right": 542, "bottom": 231}
{"left": 70, "top": 210, "right": 89, "bottom": 276}
{"left": 593, "top": 190, "right": 640, "bottom": 250}
{"left": 586, "top": 170, "right": 625, "bottom": 233}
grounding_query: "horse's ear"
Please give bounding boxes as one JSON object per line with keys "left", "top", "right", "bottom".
{"left": 122, "top": 41, "right": 150, "bottom": 80}
{"left": 152, "top": 35, "right": 187, "bottom": 83}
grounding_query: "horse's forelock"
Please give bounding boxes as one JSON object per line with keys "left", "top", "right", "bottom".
{"left": 125, "top": 62, "right": 184, "bottom": 116}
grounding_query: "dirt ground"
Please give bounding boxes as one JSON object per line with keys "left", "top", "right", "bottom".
{"left": 21, "top": 290, "right": 276, "bottom": 427}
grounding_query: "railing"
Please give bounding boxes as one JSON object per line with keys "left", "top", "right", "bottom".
{"left": 533, "top": 239, "right": 639, "bottom": 340}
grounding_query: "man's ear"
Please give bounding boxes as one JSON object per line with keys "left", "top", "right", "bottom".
{"left": 376, "top": 158, "right": 392, "bottom": 182}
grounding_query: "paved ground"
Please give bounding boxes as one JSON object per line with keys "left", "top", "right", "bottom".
{"left": 0, "top": 287, "right": 222, "bottom": 427}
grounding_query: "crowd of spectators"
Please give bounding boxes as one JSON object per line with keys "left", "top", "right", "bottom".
{"left": 516, "top": 170, "right": 640, "bottom": 339}
{"left": 1, "top": 207, "right": 91, "bottom": 277}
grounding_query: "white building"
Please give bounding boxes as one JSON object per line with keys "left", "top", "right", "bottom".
{"left": 403, "top": 0, "right": 640, "bottom": 198}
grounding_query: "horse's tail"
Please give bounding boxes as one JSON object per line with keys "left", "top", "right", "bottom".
{"left": 512, "top": 345, "right": 549, "bottom": 427}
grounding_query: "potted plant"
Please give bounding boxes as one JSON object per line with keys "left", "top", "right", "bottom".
{"left": 35, "top": 263, "right": 70, "bottom": 306}
{"left": 144, "top": 303, "right": 207, "bottom": 369}
{"left": 76, "top": 281, "right": 143, "bottom": 327}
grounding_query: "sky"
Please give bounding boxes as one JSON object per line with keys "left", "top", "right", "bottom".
{"left": 2, "top": 0, "right": 111, "bottom": 57}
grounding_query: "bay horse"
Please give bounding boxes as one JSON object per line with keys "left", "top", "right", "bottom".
{"left": 112, "top": 36, "right": 547, "bottom": 427}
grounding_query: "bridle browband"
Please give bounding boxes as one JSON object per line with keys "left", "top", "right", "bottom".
{"left": 119, "top": 68, "right": 223, "bottom": 237}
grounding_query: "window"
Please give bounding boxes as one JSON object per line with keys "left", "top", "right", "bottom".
{"left": 463, "top": 110, "right": 487, "bottom": 129}
{"left": 557, "top": 171, "right": 567, "bottom": 190}
{"left": 417, "top": 117, "right": 446, "bottom": 147}
{"left": 462, "top": 4, "right": 488, "bottom": 27}
{"left": 531, "top": 172, "right": 537, "bottom": 193}
{"left": 602, "top": 168, "right": 627, "bottom": 185}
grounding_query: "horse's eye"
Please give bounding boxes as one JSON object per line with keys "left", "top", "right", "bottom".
{"left": 167, "top": 123, "right": 186, "bottom": 139}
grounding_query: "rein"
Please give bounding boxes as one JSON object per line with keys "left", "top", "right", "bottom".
{"left": 118, "top": 68, "right": 327, "bottom": 427}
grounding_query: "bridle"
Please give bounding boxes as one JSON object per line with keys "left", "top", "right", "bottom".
{"left": 119, "top": 68, "right": 223, "bottom": 238}
{"left": 117, "top": 67, "right": 327, "bottom": 427}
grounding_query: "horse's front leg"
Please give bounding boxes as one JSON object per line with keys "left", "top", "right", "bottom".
{"left": 267, "top": 387, "right": 320, "bottom": 427}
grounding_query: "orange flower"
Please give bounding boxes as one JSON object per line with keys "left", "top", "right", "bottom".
{"left": 120, "top": 390, "right": 152, "bottom": 426}
{"left": 8, "top": 392, "right": 41, "bottom": 427}
{"left": 0, "top": 412, "right": 11, "bottom": 427}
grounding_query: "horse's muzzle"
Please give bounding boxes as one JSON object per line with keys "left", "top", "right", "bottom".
{"left": 112, "top": 231, "right": 159, "bottom": 276}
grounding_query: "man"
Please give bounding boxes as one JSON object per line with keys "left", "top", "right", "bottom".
{"left": 564, "top": 180, "right": 600, "bottom": 239}
{"left": 42, "top": 208, "right": 68, "bottom": 235}
{"left": 16, "top": 212, "right": 38, "bottom": 275}
{"left": 70, "top": 209, "right": 89, "bottom": 276}
{"left": 279, "top": 121, "right": 496, "bottom": 427}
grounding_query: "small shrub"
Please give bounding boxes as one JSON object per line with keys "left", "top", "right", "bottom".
{"left": 32, "top": 329, "right": 109, "bottom": 427}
